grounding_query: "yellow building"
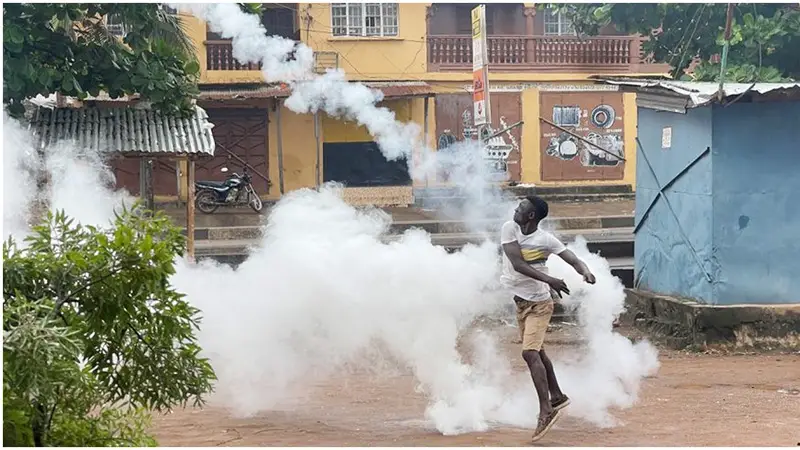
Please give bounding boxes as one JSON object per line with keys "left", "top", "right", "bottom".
{"left": 178, "top": 3, "right": 669, "bottom": 205}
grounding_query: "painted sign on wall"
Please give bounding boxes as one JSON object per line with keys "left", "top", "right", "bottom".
{"left": 540, "top": 92, "right": 625, "bottom": 181}
{"left": 435, "top": 92, "right": 522, "bottom": 183}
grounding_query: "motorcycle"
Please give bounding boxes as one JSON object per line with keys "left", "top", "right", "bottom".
{"left": 194, "top": 166, "right": 263, "bottom": 214}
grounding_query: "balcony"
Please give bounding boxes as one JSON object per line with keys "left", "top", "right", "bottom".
{"left": 205, "top": 40, "right": 339, "bottom": 74}
{"left": 427, "top": 34, "right": 650, "bottom": 73}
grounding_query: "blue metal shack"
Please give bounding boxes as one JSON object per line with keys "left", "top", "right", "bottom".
{"left": 602, "top": 79, "right": 800, "bottom": 305}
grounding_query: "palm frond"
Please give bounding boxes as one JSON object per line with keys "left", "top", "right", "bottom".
{"left": 149, "top": 8, "right": 196, "bottom": 57}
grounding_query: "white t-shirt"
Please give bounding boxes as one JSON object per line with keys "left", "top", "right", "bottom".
{"left": 500, "top": 221, "right": 567, "bottom": 301}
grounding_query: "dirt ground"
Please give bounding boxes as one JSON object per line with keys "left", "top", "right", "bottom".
{"left": 151, "top": 324, "right": 799, "bottom": 447}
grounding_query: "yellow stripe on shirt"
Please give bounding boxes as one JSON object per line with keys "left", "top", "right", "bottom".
{"left": 520, "top": 248, "right": 548, "bottom": 264}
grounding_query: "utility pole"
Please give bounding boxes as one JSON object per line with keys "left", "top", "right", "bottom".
{"left": 718, "top": 3, "right": 736, "bottom": 102}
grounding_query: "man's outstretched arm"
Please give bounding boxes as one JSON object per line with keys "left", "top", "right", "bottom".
{"left": 557, "top": 249, "right": 596, "bottom": 284}
{"left": 502, "top": 241, "right": 570, "bottom": 296}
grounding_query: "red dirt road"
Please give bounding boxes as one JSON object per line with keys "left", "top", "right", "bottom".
{"left": 151, "top": 325, "right": 800, "bottom": 447}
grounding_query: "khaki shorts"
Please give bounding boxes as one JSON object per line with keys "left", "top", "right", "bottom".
{"left": 515, "top": 296, "right": 555, "bottom": 351}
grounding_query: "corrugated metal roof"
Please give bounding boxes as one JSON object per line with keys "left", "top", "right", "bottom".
{"left": 363, "top": 81, "right": 437, "bottom": 98}
{"left": 598, "top": 78, "right": 800, "bottom": 108}
{"left": 199, "top": 83, "right": 291, "bottom": 100}
{"left": 31, "top": 106, "right": 216, "bottom": 157}
{"left": 198, "top": 81, "right": 436, "bottom": 101}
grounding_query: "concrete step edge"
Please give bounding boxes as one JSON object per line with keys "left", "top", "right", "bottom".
{"left": 184, "top": 216, "right": 635, "bottom": 241}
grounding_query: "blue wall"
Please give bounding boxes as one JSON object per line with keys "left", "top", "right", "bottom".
{"left": 634, "top": 107, "right": 715, "bottom": 302}
{"left": 710, "top": 101, "right": 800, "bottom": 305}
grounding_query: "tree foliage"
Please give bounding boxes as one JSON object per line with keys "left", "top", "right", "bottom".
{"left": 546, "top": 3, "right": 800, "bottom": 82}
{"left": 3, "top": 207, "right": 215, "bottom": 446}
{"left": 3, "top": 3, "right": 201, "bottom": 117}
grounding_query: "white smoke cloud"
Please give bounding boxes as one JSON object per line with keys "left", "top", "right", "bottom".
{"left": 2, "top": 113, "right": 133, "bottom": 242}
{"left": 2, "top": 114, "right": 658, "bottom": 438}
{"left": 2, "top": 2, "right": 659, "bottom": 438}
{"left": 3, "top": 112, "right": 42, "bottom": 242}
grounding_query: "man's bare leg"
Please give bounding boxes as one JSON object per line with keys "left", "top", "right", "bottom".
{"left": 522, "top": 350, "right": 552, "bottom": 418}
{"left": 540, "top": 348, "right": 564, "bottom": 399}
{"left": 540, "top": 348, "right": 569, "bottom": 408}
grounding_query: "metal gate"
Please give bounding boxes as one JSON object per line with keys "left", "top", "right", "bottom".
{"left": 434, "top": 92, "right": 522, "bottom": 183}
{"left": 539, "top": 91, "right": 625, "bottom": 181}
{"left": 200, "top": 108, "right": 270, "bottom": 194}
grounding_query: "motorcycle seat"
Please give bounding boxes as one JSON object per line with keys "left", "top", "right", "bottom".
{"left": 195, "top": 180, "right": 227, "bottom": 189}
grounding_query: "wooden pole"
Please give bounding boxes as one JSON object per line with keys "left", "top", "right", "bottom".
{"left": 186, "top": 158, "right": 196, "bottom": 262}
{"left": 144, "top": 159, "right": 154, "bottom": 212}
{"left": 423, "top": 96, "right": 430, "bottom": 188}
{"left": 314, "top": 111, "right": 321, "bottom": 188}
{"left": 539, "top": 117, "right": 626, "bottom": 162}
{"left": 275, "top": 100, "right": 285, "bottom": 195}
{"left": 718, "top": 3, "right": 736, "bottom": 102}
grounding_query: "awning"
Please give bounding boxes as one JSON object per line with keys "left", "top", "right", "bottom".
{"left": 30, "top": 105, "right": 216, "bottom": 157}
{"left": 198, "top": 81, "right": 436, "bottom": 102}
{"left": 595, "top": 77, "right": 800, "bottom": 109}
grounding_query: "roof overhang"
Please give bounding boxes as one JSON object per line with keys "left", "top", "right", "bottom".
{"left": 197, "top": 81, "right": 436, "bottom": 104}
{"left": 30, "top": 105, "right": 216, "bottom": 158}
{"left": 594, "top": 77, "right": 800, "bottom": 110}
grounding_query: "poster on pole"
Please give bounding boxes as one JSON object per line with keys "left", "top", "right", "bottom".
{"left": 471, "top": 5, "right": 490, "bottom": 127}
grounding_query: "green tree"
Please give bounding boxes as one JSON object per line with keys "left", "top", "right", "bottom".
{"left": 3, "top": 3, "right": 201, "bottom": 117}
{"left": 3, "top": 207, "right": 215, "bottom": 446}
{"left": 546, "top": 3, "right": 800, "bottom": 82}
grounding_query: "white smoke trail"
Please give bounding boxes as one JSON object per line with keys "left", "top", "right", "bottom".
{"left": 177, "top": 3, "right": 420, "bottom": 162}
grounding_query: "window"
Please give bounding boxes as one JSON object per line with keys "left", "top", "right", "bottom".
{"left": 105, "top": 14, "right": 126, "bottom": 38}
{"left": 543, "top": 8, "right": 574, "bottom": 36}
{"left": 331, "top": 3, "right": 398, "bottom": 37}
{"left": 106, "top": 6, "right": 175, "bottom": 38}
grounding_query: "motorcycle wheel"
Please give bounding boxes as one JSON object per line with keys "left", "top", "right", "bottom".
{"left": 196, "top": 190, "right": 219, "bottom": 214}
{"left": 248, "top": 191, "right": 263, "bottom": 213}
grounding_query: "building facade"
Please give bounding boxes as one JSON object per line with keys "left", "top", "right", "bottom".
{"left": 173, "top": 3, "right": 669, "bottom": 205}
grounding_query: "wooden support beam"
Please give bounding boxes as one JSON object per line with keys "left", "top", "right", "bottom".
{"left": 139, "top": 158, "right": 154, "bottom": 212}
{"left": 275, "top": 99, "right": 285, "bottom": 195}
{"left": 186, "top": 158, "right": 196, "bottom": 262}
{"left": 423, "top": 96, "right": 430, "bottom": 188}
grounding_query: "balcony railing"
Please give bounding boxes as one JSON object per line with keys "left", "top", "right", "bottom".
{"left": 428, "top": 34, "right": 645, "bottom": 72}
{"left": 205, "top": 40, "right": 339, "bottom": 73}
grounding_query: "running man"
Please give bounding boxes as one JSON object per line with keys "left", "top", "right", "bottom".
{"left": 500, "top": 195, "right": 596, "bottom": 442}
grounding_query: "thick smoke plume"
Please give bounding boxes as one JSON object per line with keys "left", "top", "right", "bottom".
{"left": 178, "top": 3, "right": 420, "bottom": 163}
{"left": 3, "top": 113, "right": 658, "bottom": 434}
{"left": 3, "top": 2, "right": 659, "bottom": 437}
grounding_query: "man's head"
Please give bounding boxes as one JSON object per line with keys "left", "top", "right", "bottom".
{"left": 513, "top": 195, "right": 549, "bottom": 226}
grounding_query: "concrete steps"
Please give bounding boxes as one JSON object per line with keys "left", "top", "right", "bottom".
{"left": 184, "top": 215, "right": 635, "bottom": 241}
{"left": 194, "top": 227, "right": 634, "bottom": 257}
{"left": 413, "top": 184, "right": 635, "bottom": 209}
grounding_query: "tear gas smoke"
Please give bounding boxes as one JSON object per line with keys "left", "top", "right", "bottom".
{"left": 3, "top": 111, "right": 659, "bottom": 433}
{"left": 2, "top": 112, "right": 135, "bottom": 239}
{"left": 178, "top": 3, "right": 420, "bottom": 163}
{"left": 3, "top": 112, "right": 41, "bottom": 242}
{"left": 2, "top": 2, "right": 659, "bottom": 436}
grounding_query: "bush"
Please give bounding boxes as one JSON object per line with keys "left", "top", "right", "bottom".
{"left": 3, "top": 207, "right": 215, "bottom": 446}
